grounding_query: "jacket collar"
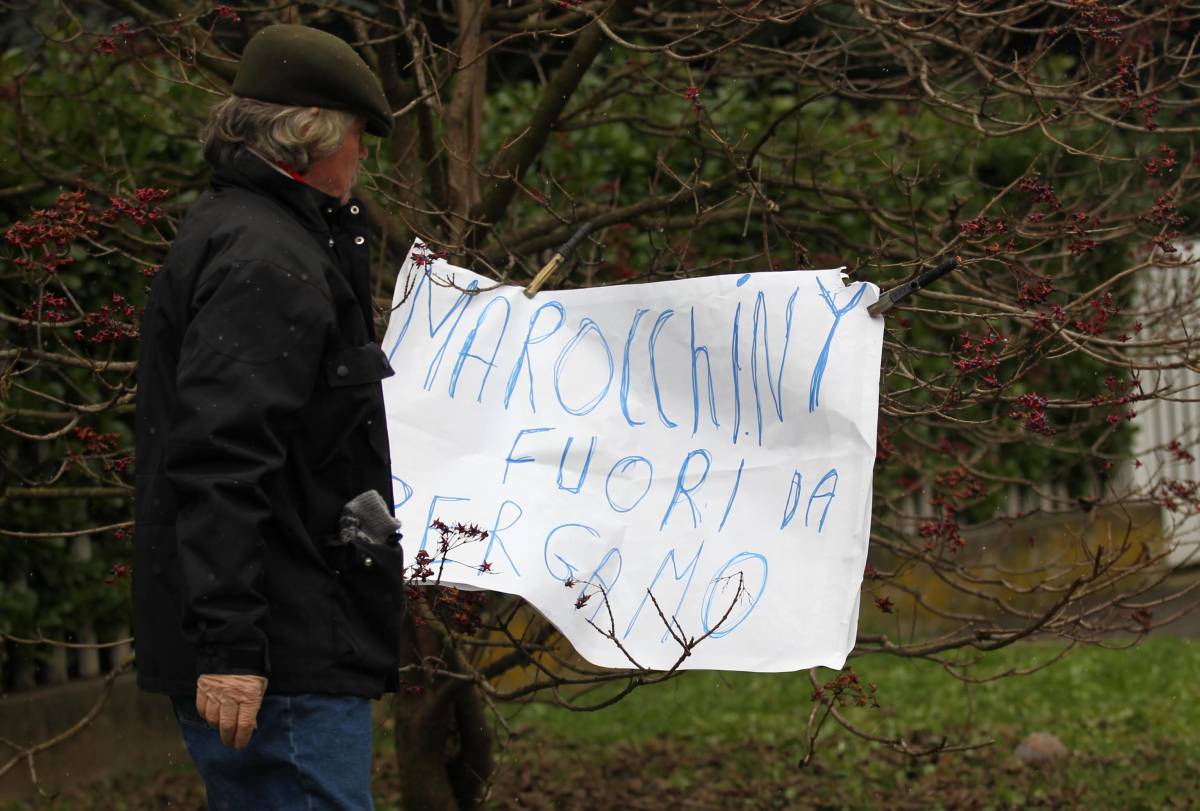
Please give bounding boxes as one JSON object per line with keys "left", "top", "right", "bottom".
{"left": 211, "top": 148, "right": 344, "bottom": 235}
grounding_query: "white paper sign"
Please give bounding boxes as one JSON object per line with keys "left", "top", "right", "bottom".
{"left": 381, "top": 241, "right": 883, "bottom": 672}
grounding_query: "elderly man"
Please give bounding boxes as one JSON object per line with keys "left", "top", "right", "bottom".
{"left": 134, "top": 25, "right": 403, "bottom": 810}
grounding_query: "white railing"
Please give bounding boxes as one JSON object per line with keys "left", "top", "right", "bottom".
{"left": 1130, "top": 240, "right": 1200, "bottom": 568}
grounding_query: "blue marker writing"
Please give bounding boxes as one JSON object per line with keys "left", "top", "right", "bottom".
{"left": 660, "top": 448, "right": 712, "bottom": 530}
{"left": 542, "top": 522, "right": 598, "bottom": 582}
{"left": 649, "top": 310, "right": 677, "bottom": 429}
{"left": 480, "top": 499, "right": 524, "bottom": 577}
{"left": 620, "top": 308, "right": 650, "bottom": 428}
{"left": 386, "top": 269, "right": 475, "bottom": 365}
{"left": 580, "top": 547, "right": 623, "bottom": 623}
{"left": 502, "top": 427, "right": 554, "bottom": 484}
{"left": 719, "top": 458, "right": 746, "bottom": 531}
{"left": 622, "top": 542, "right": 705, "bottom": 642}
{"left": 730, "top": 302, "right": 743, "bottom": 444}
{"left": 806, "top": 468, "right": 839, "bottom": 532}
{"left": 391, "top": 475, "right": 414, "bottom": 511}
{"left": 780, "top": 470, "right": 803, "bottom": 529}
{"left": 690, "top": 307, "right": 720, "bottom": 435}
{"left": 605, "top": 455, "right": 654, "bottom": 514}
{"left": 700, "top": 551, "right": 768, "bottom": 638}
{"left": 449, "top": 296, "right": 511, "bottom": 402}
{"left": 419, "top": 494, "right": 470, "bottom": 555}
{"left": 750, "top": 289, "right": 798, "bottom": 444}
{"left": 556, "top": 435, "right": 597, "bottom": 494}
{"left": 809, "top": 279, "right": 867, "bottom": 412}
{"left": 504, "top": 301, "right": 565, "bottom": 413}
{"left": 554, "top": 318, "right": 614, "bottom": 416}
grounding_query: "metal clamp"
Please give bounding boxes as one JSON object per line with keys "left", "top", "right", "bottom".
{"left": 867, "top": 256, "right": 961, "bottom": 317}
{"left": 524, "top": 222, "right": 596, "bottom": 298}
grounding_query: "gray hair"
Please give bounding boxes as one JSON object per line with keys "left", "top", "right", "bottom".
{"left": 200, "top": 96, "right": 357, "bottom": 172}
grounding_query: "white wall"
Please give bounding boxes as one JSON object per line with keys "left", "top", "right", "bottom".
{"left": 1130, "top": 240, "right": 1200, "bottom": 568}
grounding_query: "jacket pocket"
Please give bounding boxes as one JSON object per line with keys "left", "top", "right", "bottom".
{"left": 332, "top": 536, "right": 405, "bottom": 671}
{"left": 312, "top": 342, "right": 394, "bottom": 471}
{"left": 323, "top": 343, "right": 394, "bottom": 387}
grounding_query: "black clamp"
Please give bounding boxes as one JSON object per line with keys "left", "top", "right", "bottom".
{"left": 867, "top": 256, "right": 960, "bottom": 317}
{"left": 524, "top": 222, "right": 596, "bottom": 298}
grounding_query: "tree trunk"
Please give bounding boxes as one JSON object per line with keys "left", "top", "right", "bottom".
{"left": 392, "top": 617, "right": 493, "bottom": 811}
{"left": 444, "top": 0, "right": 490, "bottom": 251}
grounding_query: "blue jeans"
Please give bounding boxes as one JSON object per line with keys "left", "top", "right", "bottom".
{"left": 172, "top": 693, "right": 376, "bottom": 811}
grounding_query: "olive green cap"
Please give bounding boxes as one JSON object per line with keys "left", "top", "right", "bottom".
{"left": 233, "top": 24, "right": 392, "bottom": 137}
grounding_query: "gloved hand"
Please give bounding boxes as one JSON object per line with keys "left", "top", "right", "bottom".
{"left": 196, "top": 673, "right": 268, "bottom": 749}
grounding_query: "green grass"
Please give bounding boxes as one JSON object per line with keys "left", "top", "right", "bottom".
{"left": 510, "top": 638, "right": 1200, "bottom": 750}
{"left": 8, "top": 639, "right": 1200, "bottom": 809}
{"left": 489, "top": 638, "right": 1200, "bottom": 809}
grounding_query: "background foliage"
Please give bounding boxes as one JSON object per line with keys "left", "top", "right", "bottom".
{"left": 2, "top": 2, "right": 1199, "bottom": 808}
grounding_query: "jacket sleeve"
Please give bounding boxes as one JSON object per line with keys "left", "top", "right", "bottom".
{"left": 166, "top": 259, "right": 333, "bottom": 677}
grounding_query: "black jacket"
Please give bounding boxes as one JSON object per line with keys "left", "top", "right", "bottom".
{"left": 133, "top": 150, "right": 403, "bottom": 698}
